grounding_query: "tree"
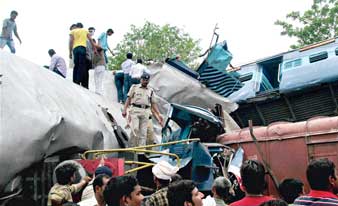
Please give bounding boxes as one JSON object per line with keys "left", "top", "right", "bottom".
{"left": 275, "top": 0, "right": 338, "bottom": 49}
{"left": 107, "top": 21, "right": 201, "bottom": 70}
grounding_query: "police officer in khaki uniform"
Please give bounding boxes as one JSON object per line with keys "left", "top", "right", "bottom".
{"left": 122, "top": 72, "right": 163, "bottom": 147}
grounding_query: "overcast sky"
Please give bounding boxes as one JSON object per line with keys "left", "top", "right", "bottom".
{"left": 1, "top": 0, "right": 312, "bottom": 67}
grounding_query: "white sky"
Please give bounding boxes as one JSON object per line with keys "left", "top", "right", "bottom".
{"left": 1, "top": 0, "right": 312, "bottom": 67}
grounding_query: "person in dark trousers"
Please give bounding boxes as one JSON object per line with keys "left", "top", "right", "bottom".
{"left": 69, "top": 22, "right": 96, "bottom": 88}
{"left": 113, "top": 70, "right": 124, "bottom": 103}
{"left": 121, "top": 52, "right": 134, "bottom": 101}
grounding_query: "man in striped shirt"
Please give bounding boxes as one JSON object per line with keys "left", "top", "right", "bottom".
{"left": 293, "top": 158, "right": 338, "bottom": 205}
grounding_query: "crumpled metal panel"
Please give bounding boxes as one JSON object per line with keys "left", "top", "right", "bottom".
{"left": 148, "top": 63, "right": 239, "bottom": 132}
{"left": 197, "top": 42, "right": 243, "bottom": 98}
{"left": 0, "top": 51, "right": 125, "bottom": 192}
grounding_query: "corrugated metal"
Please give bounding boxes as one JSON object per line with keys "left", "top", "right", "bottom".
{"left": 199, "top": 66, "right": 243, "bottom": 97}
{"left": 231, "top": 82, "right": 338, "bottom": 127}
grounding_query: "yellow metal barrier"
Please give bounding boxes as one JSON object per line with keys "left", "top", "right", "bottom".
{"left": 81, "top": 138, "right": 200, "bottom": 174}
{"left": 124, "top": 161, "right": 155, "bottom": 174}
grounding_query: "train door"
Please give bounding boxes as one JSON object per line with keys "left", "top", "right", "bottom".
{"left": 256, "top": 56, "right": 283, "bottom": 93}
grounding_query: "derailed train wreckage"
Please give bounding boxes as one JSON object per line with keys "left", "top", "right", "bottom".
{"left": 2, "top": 31, "right": 338, "bottom": 204}
{"left": 0, "top": 39, "right": 240, "bottom": 203}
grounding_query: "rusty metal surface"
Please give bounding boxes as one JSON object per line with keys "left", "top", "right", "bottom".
{"left": 218, "top": 116, "right": 338, "bottom": 197}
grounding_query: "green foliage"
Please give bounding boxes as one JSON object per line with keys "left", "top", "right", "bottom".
{"left": 275, "top": 0, "right": 338, "bottom": 49}
{"left": 107, "top": 21, "right": 201, "bottom": 70}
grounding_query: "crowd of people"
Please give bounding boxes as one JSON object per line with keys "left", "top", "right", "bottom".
{"left": 4, "top": 158, "right": 338, "bottom": 206}
{"left": 5, "top": 158, "right": 337, "bottom": 206}
{"left": 47, "top": 158, "right": 338, "bottom": 206}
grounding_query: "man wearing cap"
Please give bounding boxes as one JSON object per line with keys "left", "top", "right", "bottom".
{"left": 122, "top": 72, "right": 163, "bottom": 148}
{"left": 145, "top": 161, "right": 179, "bottom": 206}
{"left": 81, "top": 166, "right": 113, "bottom": 201}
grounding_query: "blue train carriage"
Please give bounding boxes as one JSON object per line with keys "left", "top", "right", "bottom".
{"left": 279, "top": 38, "right": 338, "bottom": 93}
{"left": 228, "top": 37, "right": 338, "bottom": 102}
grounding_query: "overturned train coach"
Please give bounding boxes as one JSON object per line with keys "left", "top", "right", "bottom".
{"left": 228, "top": 38, "right": 338, "bottom": 127}
{"left": 218, "top": 116, "right": 338, "bottom": 197}
{"left": 166, "top": 37, "right": 338, "bottom": 128}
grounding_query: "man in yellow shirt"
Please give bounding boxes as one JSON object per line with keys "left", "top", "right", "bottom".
{"left": 69, "top": 22, "right": 96, "bottom": 88}
{"left": 47, "top": 163, "right": 91, "bottom": 206}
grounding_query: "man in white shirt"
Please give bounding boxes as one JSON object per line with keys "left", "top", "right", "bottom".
{"left": 121, "top": 52, "right": 135, "bottom": 101}
{"left": 78, "top": 174, "right": 110, "bottom": 206}
{"left": 130, "top": 58, "right": 150, "bottom": 85}
{"left": 48, "top": 49, "right": 67, "bottom": 78}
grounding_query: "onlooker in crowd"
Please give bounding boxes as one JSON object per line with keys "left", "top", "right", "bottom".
{"left": 167, "top": 180, "right": 204, "bottom": 206}
{"left": 88, "top": 27, "right": 95, "bottom": 39}
{"left": 122, "top": 72, "right": 163, "bottom": 149}
{"left": 68, "top": 24, "right": 77, "bottom": 69}
{"left": 171, "top": 174, "right": 183, "bottom": 183}
{"left": 113, "top": 70, "right": 124, "bottom": 103}
{"left": 230, "top": 160, "right": 274, "bottom": 206}
{"left": 121, "top": 52, "right": 134, "bottom": 101}
{"left": 78, "top": 174, "right": 110, "bottom": 206}
{"left": 259, "top": 199, "right": 288, "bottom": 206}
{"left": 81, "top": 165, "right": 113, "bottom": 201}
{"left": 130, "top": 59, "right": 150, "bottom": 85}
{"left": 69, "top": 24, "right": 77, "bottom": 31}
{"left": 85, "top": 27, "right": 96, "bottom": 71}
{"left": 204, "top": 176, "right": 233, "bottom": 206}
{"left": 293, "top": 158, "right": 338, "bottom": 205}
{"left": 93, "top": 45, "right": 106, "bottom": 95}
{"left": 48, "top": 49, "right": 67, "bottom": 78}
{"left": 0, "top": 10, "right": 21, "bottom": 53}
{"left": 47, "top": 163, "right": 91, "bottom": 206}
{"left": 145, "top": 161, "right": 179, "bottom": 206}
{"left": 69, "top": 22, "right": 96, "bottom": 88}
{"left": 278, "top": 178, "right": 304, "bottom": 205}
{"left": 103, "top": 175, "right": 144, "bottom": 206}
{"left": 98, "top": 28, "right": 114, "bottom": 63}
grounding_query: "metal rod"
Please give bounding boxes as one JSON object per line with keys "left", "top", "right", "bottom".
{"left": 248, "top": 120, "right": 280, "bottom": 191}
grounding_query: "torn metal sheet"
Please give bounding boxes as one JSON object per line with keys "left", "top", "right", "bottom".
{"left": 0, "top": 51, "right": 126, "bottom": 192}
{"left": 148, "top": 63, "right": 239, "bottom": 132}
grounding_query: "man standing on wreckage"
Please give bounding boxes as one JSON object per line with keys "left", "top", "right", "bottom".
{"left": 122, "top": 72, "right": 163, "bottom": 151}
